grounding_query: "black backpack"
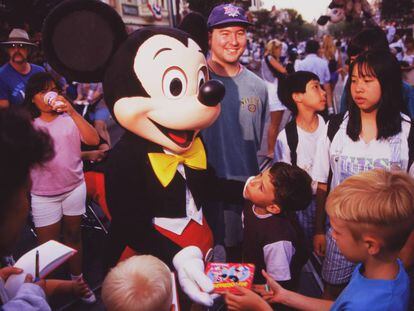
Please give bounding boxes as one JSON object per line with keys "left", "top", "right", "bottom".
{"left": 285, "top": 112, "right": 414, "bottom": 190}
{"left": 285, "top": 113, "right": 343, "bottom": 167}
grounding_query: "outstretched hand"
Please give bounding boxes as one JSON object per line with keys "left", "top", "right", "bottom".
{"left": 224, "top": 286, "right": 272, "bottom": 311}
{"left": 254, "top": 270, "right": 287, "bottom": 304}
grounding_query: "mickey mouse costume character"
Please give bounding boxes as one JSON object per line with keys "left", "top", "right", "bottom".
{"left": 317, "top": 0, "right": 373, "bottom": 26}
{"left": 42, "top": 0, "right": 243, "bottom": 307}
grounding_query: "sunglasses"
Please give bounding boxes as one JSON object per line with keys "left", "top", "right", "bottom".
{"left": 8, "top": 43, "right": 29, "bottom": 49}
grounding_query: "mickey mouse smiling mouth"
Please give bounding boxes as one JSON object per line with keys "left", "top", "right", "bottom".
{"left": 149, "top": 118, "right": 195, "bottom": 148}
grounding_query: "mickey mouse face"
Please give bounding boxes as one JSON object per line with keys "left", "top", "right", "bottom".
{"left": 330, "top": 8, "right": 345, "bottom": 23}
{"left": 113, "top": 34, "right": 223, "bottom": 153}
{"left": 42, "top": 0, "right": 224, "bottom": 154}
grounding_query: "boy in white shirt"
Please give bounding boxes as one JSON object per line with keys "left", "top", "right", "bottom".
{"left": 274, "top": 71, "right": 327, "bottom": 247}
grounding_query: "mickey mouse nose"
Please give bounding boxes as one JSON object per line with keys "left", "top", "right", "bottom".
{"left": 198, "top": 80, "right": 225, "bottom": 107}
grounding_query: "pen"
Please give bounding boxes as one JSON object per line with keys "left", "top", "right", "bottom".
{"left": 34, "top": 250, "right": 40, "bottom": 282}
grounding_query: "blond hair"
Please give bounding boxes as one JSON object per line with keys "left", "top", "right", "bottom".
{"left": 321, "top": 34, "right": 336, "bottom": 61}
{"left": 265, "top": 39, "right": 282, "bottom": 58}
{"left": 326, "top": 169, "right": 414, "bottom": 250}
{"left": 102, "top": 255, "right": 172, "bottom": 311}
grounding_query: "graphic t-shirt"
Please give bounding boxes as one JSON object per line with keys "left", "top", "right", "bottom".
{"left": 202, "top": 68, "right": 269, "bottom": 180}
{"left": 0, "top": 63, "right": 45, "bottom": 106}
{"left": 312, "top": 113, "right": 413, "bottom": 190}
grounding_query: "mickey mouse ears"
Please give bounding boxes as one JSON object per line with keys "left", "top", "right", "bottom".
{"left": 42, "top": 0, "right": 127, "bottom": 82}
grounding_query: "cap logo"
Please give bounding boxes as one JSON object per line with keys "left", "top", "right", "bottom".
{"left": 223, "top": 4, "right": 240, "bottom": 18}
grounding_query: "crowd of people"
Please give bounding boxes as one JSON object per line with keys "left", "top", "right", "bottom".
{"left": 1, "top": 2, "right": 414, "bottom": 311}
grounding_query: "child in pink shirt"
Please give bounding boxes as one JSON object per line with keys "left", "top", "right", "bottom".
{"left": 24, "top": 72, "right": 99, "bottom": 303}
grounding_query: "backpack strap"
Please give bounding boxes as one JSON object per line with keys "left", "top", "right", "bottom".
{"left": 327, "top": 112, "right": 345, "bottom": 142}
{"left": 285, "top": 118, "right": 299, "bottom": 167}
{"left": 408, "top": 120, "right": 414, "bottom": 170}
{"left": 326, "top": 112, "right": 346, "bottom": 192}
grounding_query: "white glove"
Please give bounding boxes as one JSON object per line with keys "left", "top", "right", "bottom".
{"left": 173, "top": 246, "right": 215, "bottom": 306}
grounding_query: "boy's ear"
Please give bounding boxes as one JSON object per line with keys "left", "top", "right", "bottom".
{"left": 266, "top": 204, "right": 281, "bottom": 215}
{"left": 292, "top": 92, "right": 302, "bottom": 104}
{"left": 363, "top": 235, "right": 382, "bottom": 256}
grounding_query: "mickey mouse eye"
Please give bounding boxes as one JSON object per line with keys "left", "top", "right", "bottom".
{"left": 163, "top": 67, "right": 187, "bottom": 99}
{"left": 197, "top": 66, "right": 208, "bottom": 90}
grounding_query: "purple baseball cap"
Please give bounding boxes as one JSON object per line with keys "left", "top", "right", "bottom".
{"left": 207, "top": 4, "right": 252, "bottom": 29}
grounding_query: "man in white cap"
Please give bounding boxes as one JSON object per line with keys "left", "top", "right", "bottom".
{"left": 0, "top": 28, "right": 45, "bottom": 108}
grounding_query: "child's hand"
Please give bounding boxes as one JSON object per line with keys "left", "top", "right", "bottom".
{"left": 224, "top": 286, "right": 272, "bottom": 311}
{"left": 51, "top": 95, "right": 75, "bottom": 115}
{"left": 87, "top": 150, "right": 107, "bottom": 163}
{"left": 0, "top": 267, "right": 23, "bottom": 281}
{"left": 258, "top": 270, "right": 287, "bottom": 304}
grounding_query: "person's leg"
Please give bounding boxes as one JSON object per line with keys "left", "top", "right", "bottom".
{"left": 36, "top": 222, "right": 62, "bottom": 245}
{"left": 61, "top": 182, "right": 87, "bottom": 276}
{"left": 62, "top": 214, "right": 83, "bottom": 276}
{"left": 61, "top": 182, "right": 95, "bottom": 303}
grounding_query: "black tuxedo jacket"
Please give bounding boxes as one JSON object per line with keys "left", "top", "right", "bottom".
{"left": 104, "top": 131, "right": 243, "bottom": 267}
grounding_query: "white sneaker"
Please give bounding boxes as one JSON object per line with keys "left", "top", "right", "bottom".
{"left": 81, "top": 289, "right": 97, "bottom": 304}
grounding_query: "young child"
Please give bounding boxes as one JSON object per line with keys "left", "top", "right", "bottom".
{"left": 0, "top": 108, "right": 92, "bottom": 310}
{"left": 274, "top": 71, "right": 327, "bottom": 247}
{"left": 102, "top": 255, "right": 173, "bottom": 311}
{"left": 226, "top": 169, "right": 414, "bottom": 311}
{"left": 23, "top": 72, "right": 99, "bottom": 303}
{"left": 242, "top": 162, "right": 312, "bottom": 289}
{"left": 312, "top": 50, "right": 413, "bottom": 298}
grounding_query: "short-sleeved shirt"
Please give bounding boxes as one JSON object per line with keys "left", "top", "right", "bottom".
{"left": 330, "top": 260, "right": 409, "bottom": 311}
{"left": 0, "top": 63, "right": 45, "bottom": 106}
{"left": 312, "top": 113, "right": 413, "bottom": 190}
{"left": 294, "top": 54, "right": 330, "bottom": 84}
{"left": 242, "top": 204, "right": 308, "bottom": 284}
{"left": 202, "top": 67, "right": 269, "bottom": 180}
{"left": 30, "top": 114, "right": 84, "bottom": 196}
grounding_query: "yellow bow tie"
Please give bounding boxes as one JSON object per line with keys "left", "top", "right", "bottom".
{"left": 148, "top": 137, "right": 207, "bottom": 187}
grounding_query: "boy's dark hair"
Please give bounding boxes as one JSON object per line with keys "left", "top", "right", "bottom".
{"left": 347, "top": 27, "right": 389, "bottom": 58}
{"left": 269, "top": 162, "right": 312, "bottom": 212}
{"left": 0, "top": 108, "right": 54, "bottom": 218}
{"left": 23, "top": 72, "right": 61, "bottom": 119}
{"left": 305, "top": 40, "right": 319, "bottom": 54}
{"left": 346, "top": 50, "right": 403, "bottom": 141}
{"left": 277, "top": 71, "right": 320, "bottom": 115}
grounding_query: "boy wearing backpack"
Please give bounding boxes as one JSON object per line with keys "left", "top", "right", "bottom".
{"left": 274, "top": 71, "right": 327, "bottom": 247}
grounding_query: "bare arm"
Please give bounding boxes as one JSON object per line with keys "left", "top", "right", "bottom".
{"left": 314, "top": 182, "right": 328, "bottom": 257}
{"left": 267, "top": 111, "right": 283, "bottom": 157}
{"left": 257, "top": 270, "right": 334, "bottom": 311}
{"left": 0, "top": 99, "right": 10, "bottom": 109}
{"left": 94, "top": 119, "right": 111, "bottom": 146}
{"left": 55, "top": 95, "right": 100, "bottom": 146}
{"left": 268, "top": 56, "right": 287, "bottom": 74}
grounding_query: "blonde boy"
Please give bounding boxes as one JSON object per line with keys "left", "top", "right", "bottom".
{"left": 102, "top": 255, "right": 172, "bottom": 311}
{"left": 226, "top": 170, "right": 414, "bottom": 311}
